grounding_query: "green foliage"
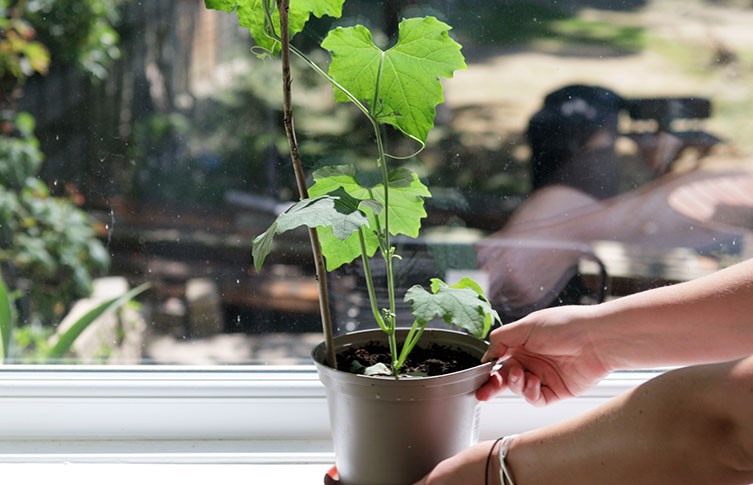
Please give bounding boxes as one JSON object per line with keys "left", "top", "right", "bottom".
{"left": 0, "top": 3, "right": 50, "bottom": 83}
{"left": 0, "top": 270, "right": 148, "bottom": 364}
{"left": 0, "top": 273, "right": 13, "bottom": 361}
{"left": 0, "top": 114, "right": 110, "bottom": 326}
{"left": 206, "top": 0, "right": 344, "bottom": 54}
{"left": 210, "top": 0, "right": 500, "bottom": 376}
{"left": 21, "top": 0, "right": 125, "bottom": 80}
{"left": 47, "top": 282, "right": 149, "bottom": 360}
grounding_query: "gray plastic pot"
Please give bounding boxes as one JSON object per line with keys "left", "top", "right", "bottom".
{"left": 312, "top": 328, "right": 494, "bottom": 485}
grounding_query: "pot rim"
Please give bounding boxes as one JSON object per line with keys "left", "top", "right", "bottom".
{"left": 311, "top": 327, "right": 494, "bottom": 384}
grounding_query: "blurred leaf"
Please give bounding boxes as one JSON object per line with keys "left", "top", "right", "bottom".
{"left": 0, "top": 273, "right": 14, "bottom": 362}
{"left": 47, "top": 283, "right": 150, "bottom": 360}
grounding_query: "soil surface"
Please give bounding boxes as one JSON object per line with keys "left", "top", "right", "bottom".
{"left": 336, "top": 341, "right": 482, "bottom": 376}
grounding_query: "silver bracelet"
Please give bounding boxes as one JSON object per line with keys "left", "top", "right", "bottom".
{"left": 498, "top": 434, "right": 519, "bottom": 485}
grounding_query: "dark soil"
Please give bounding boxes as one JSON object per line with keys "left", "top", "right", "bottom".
{"left": 336, "top": 341, "right": 482, "bottom": 377}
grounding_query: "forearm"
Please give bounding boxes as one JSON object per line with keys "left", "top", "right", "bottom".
{"left": 506, "top": 357, "right": 753, "bottom": 485}
{"left": 594, "top": 258, "right": 753, "bottom": 370}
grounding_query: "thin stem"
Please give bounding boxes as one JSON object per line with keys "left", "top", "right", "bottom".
{"left": 276, "top": 0, "right": 336, "bottom": 369}
{"left": 374, "top": 127, "right": 396, "bottom": 314}
{"left": 358, "top": 229, "right": 388, "bottom": 333}
{"left": 395, "top": 322, "right": 426, "bottom": 372}
{"left": 289, "top": 44, "right": 372, "bottom": 120}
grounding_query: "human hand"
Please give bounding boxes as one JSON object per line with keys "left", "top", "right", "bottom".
{"left": 476, "top": 305, "right": 612, "bottom": 405}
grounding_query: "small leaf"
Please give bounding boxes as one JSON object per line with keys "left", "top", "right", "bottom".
{"left": 252, "top": 221, "right": 279, "bottom": 272}
{"left": 405, "top": 278, "right": 498, "bottom": 339}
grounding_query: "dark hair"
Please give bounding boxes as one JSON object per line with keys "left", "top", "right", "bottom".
{"left": 527, "top": 84, "right": 624, "bottom": 199}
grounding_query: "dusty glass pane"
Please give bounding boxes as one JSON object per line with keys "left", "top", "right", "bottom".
{"left": 2, "top": 0, "right": 752, "bottom": 365}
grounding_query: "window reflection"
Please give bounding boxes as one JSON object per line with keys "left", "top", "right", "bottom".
{"left": 2, "top": 0, "right": 752, "bottom": 365}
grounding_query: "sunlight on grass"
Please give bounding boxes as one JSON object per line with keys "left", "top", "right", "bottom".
{"left": 549, "top": 17, "right": 646, "bottom": 53}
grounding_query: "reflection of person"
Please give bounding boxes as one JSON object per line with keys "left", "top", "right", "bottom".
{"left": 479, "top": 83, "right": 753, "bottom": 320}
{"left": 477, "top": 169, "right": 753, "bottom": 319}
{"left": 416, "top": 257, "right": 753, "bottom": 484}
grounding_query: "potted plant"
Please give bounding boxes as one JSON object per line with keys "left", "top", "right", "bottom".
{"left": 206, "top": 1, "right": 500, "bottom": 483}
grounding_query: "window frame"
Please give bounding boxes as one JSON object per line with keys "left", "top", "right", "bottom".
{"left": 0, "top": 365, "right": 660, "bottom": 463}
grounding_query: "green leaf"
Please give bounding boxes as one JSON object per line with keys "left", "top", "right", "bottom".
{"left": 0, "top": 273, "right": 14, "bottom": 363}
{"left": 404, "top": 278, "right": 499, "bottom": 339}
{"left": 373, "top": 168, "right": 431, "bottom": 239}
{"left": 322, "top": 17, "right": 466, "bottom": 142}
{"left": 205, "top": 0, "right": 344, "bottom": 53}
{"left": 252, "top": 220, "right": 279, "bottom": 272}
{"left": 308, "top": 166, "right": 430, "bottom": 271}
{"left": 46, "top": 283, "right": 150, "bottom": 361}
{"left": 251, "top": 194, "right": 370, "bottom": 271}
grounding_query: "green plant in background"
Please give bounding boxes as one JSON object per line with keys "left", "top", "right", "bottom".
{"left": 0, "top": 1, "right": 50, "bottom": 115}
{"left": 0, "top": 270, "right": 148, "bottom": 363}
{"left": 21, "top": 0, "right": 125, "bottom": 80}
{"left": 208, "top": 0, "right": 500, "bottom": 376}
{"left": 1, "top": 1, "right": 122, "bottom": 329}
{"left": 0, "top": 113, "right": 110, "bottom": 326}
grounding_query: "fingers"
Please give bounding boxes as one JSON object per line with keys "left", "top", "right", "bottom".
{"left": 476, "top": 371, "right": 503, "bottom": 401}
{"left": 506, "top": 361, "right": 538, "bottom": 401}
{"left": 478, "top": 358, "right": 553, "bottom": 406}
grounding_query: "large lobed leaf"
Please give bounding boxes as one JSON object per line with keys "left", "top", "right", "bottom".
{"left": 252, "top": 192, "right": 370, "bottom": 271}
{"left": 308, "top": 165, "right": 430, "bottom": 271}
{"left": 404, "top": 278, "right": 499, "bottom": 339}
{"left": 322, "top": 17, "right": 466, "bottom": 143}
{"left": 205, "top": 0, "right": 344, "bottom": 53}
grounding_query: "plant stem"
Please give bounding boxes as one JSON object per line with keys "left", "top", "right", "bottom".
{"left": 358, "top": 229, "right": 389, "bottom": 333}
{"left": 395, "top": 322, "right": 426, "bottom": 371}
{"left": 371, "top": 122, "right": 401, "bottom": 373}
{"left": 367, "top": 52, "right": 403, "bottom": 374}
{"left": 277, "top": 0, "right": 336, "bottom": 369}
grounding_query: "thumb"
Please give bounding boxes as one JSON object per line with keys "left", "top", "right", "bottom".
{"left": 481, "top": 319, "right": 533, "bottom": 362}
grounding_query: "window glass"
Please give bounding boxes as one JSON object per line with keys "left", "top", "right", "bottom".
{"left": 2, "top": 0, "right": 751, "bottom": 365}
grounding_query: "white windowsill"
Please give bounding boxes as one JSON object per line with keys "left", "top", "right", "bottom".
{"left": 0, "top": 366, "right": 660, "bottom": 483}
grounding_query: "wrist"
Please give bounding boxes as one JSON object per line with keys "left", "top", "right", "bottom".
{"left": 581, "top": 300, "right": 631, "bottom": 372}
